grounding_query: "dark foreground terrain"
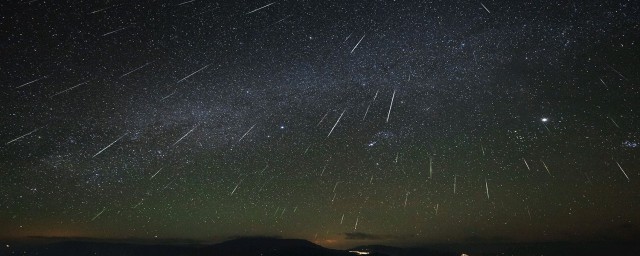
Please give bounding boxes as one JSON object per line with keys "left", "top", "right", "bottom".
{"left": 1, "top": 237, "right": 384, "bottom": 256}
{"left": 2, "top": 237, "right": 640, "bottom": 256}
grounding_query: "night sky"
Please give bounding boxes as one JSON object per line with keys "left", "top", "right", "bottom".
{"left": 1, "top": 0, "right": 639, "bottom": 249}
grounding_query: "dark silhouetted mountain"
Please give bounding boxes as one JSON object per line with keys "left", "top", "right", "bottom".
{"left": 196, "top": 237, "right": 370, "bottom": 256}
{"left": 1, "top": 237, "right": 390, "bottom": 256}
{"left": 3, "top": 241, "right": 197, "bottom": 256}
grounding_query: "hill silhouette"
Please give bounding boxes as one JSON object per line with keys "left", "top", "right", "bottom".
{"left": 2, "top": 237, "right": 389, "bottom": 256}
{"left": 196, "top": 237, "right": 358, "bottom": 256}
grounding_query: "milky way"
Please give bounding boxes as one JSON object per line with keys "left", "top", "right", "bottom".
{"left": 1, "top": 0, "right": 639, "bottom": 248}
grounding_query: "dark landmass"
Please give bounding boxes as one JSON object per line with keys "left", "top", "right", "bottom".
{"left": 1, "top": 240, "right": 196, "bottom": 256}
{"left": 354, "top": 241, "right": 640, "bottom": 256}
{"left": 457, "top": 241, "right": 640, "bottom": 256}
{"left": 197, "top": 237, "right": 365, "bottom": 256}
{"left": 3, "top": 237, "right": 640, "bottom": 256}
{"left": 0, "top": 237, "right": 386, "bottom": 256}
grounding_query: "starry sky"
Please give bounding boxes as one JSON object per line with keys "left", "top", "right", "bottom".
{"left": 1, "top": 0, "right": 639, "bottom": 249}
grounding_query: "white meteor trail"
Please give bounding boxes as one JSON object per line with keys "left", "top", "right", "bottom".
{"left": 362, "top": 104, "right": 371, "bottom": 121}
{"left": 133, "top": 199, "right": 144, "bottom": 208}
{"left": 615, "top": 161, "right": 630, "bottom": 181}
{"left": 371, "top": 89, "right": 379, "bottom": 102}
{"left": 354, "top": 217, "right": 359, "bottom": 230}
{"left": 271, "top": 15, "right": 292, "bottom": 26}
{"left": 404, "top": 191, "right": 409, "bottom": 207}
{"left": 259, "top": 164, "right": 269, "bottom": 174}
{"left": 238, "top": 124, "right": 256, "bottom": 142}
{"left": 386, "top": 89, "right": 396, "bottom": 123}
{"left": 258, "top": 177, "right": 273, "bottom": 192}
{"left": 162, "top": 180, "right": 175, "bottom": 190}
{"left": 172, "top": 124, "right": 198, "bottom": 146}
{"left": 102, "top": 26, "right": 130, "bottom": 37}
{"left": 340, "top": 214, "right": 344, "bottom": 224}
{"left": 523, "top": 158, "right": 531, "bottom": 170}
{"left": 599, "top": 78, "right": 608, "bottom": 89}
{"left": 485, "top": 178, "right": 490, "bottom": 200}
{"left": 177, "top": 64, "right": 210, "bottom": 83}
{"left": 607, "top": 116, "right": 620, "bottom": 128}
{"left": 90, "top": 6, "right": 113, "bottom": 14}
{"left": 317, "top": 111, "right": 330, "bottom": 126}
{"left": 51, "top": 80, "right": 89, "bottom": 97}
{"left": 6, "top": 126, "right": 43, "bottom": 145}
{"left": 161, "top": 89, "right": 177, "bottom": 101}
{"left": 429, "top": 156, "right": 433, "bottom": 178}
{"left": 350, "top": 34, "right": 365, "bottom": 53}
{"left": 177, "top": 0, "right": 196, "bottom": 6}
{"left": 607, "top": 64, "right": 628, "bottom": 80}
{"left": 231, "top": 180, "right": 243, "bottom": 195}
{"left": 481, "top": 3, "right": 491, "bottom": 13}
{"left": 89, "top": 4, "right": 122, "bottom": 14}
{"left": 362, "top": 90, "right": 379, "bottom": 121}
{"left": 247, "top": 2, "right": 275, "bottom": 14}
{"left": 93, "top": 132, "right": 128, "bottom": 158}
{"left": 344, "top": 32, "right": 352, "bottom": 42}
{"left": 327, "top": 109, "right": 346, "bottom": 138}
{"left": 541, "top": 160, "right": 552, "bottom": 177}
{"left": 16, "top": 76, "right": 47, "bottom": 88}
{"left": 150, "top": 168, "right": 163, "bottom": 179}
{"left": 120, "top": 62, "right": 152, "bottom": 78}
{"left": 453, "top": 176, "right": 457, "bottom": 194}
{"left": 91, "top": 207, "right": 106, "bottom": 221}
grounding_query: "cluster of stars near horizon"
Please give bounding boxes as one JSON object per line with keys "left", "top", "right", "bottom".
{"left": 1, "top": 0, "right": 639, "bottom": 247}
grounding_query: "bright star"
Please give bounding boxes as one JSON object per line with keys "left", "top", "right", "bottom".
{"left": 541, "top": 118, "right": 548, "bottom": 122}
